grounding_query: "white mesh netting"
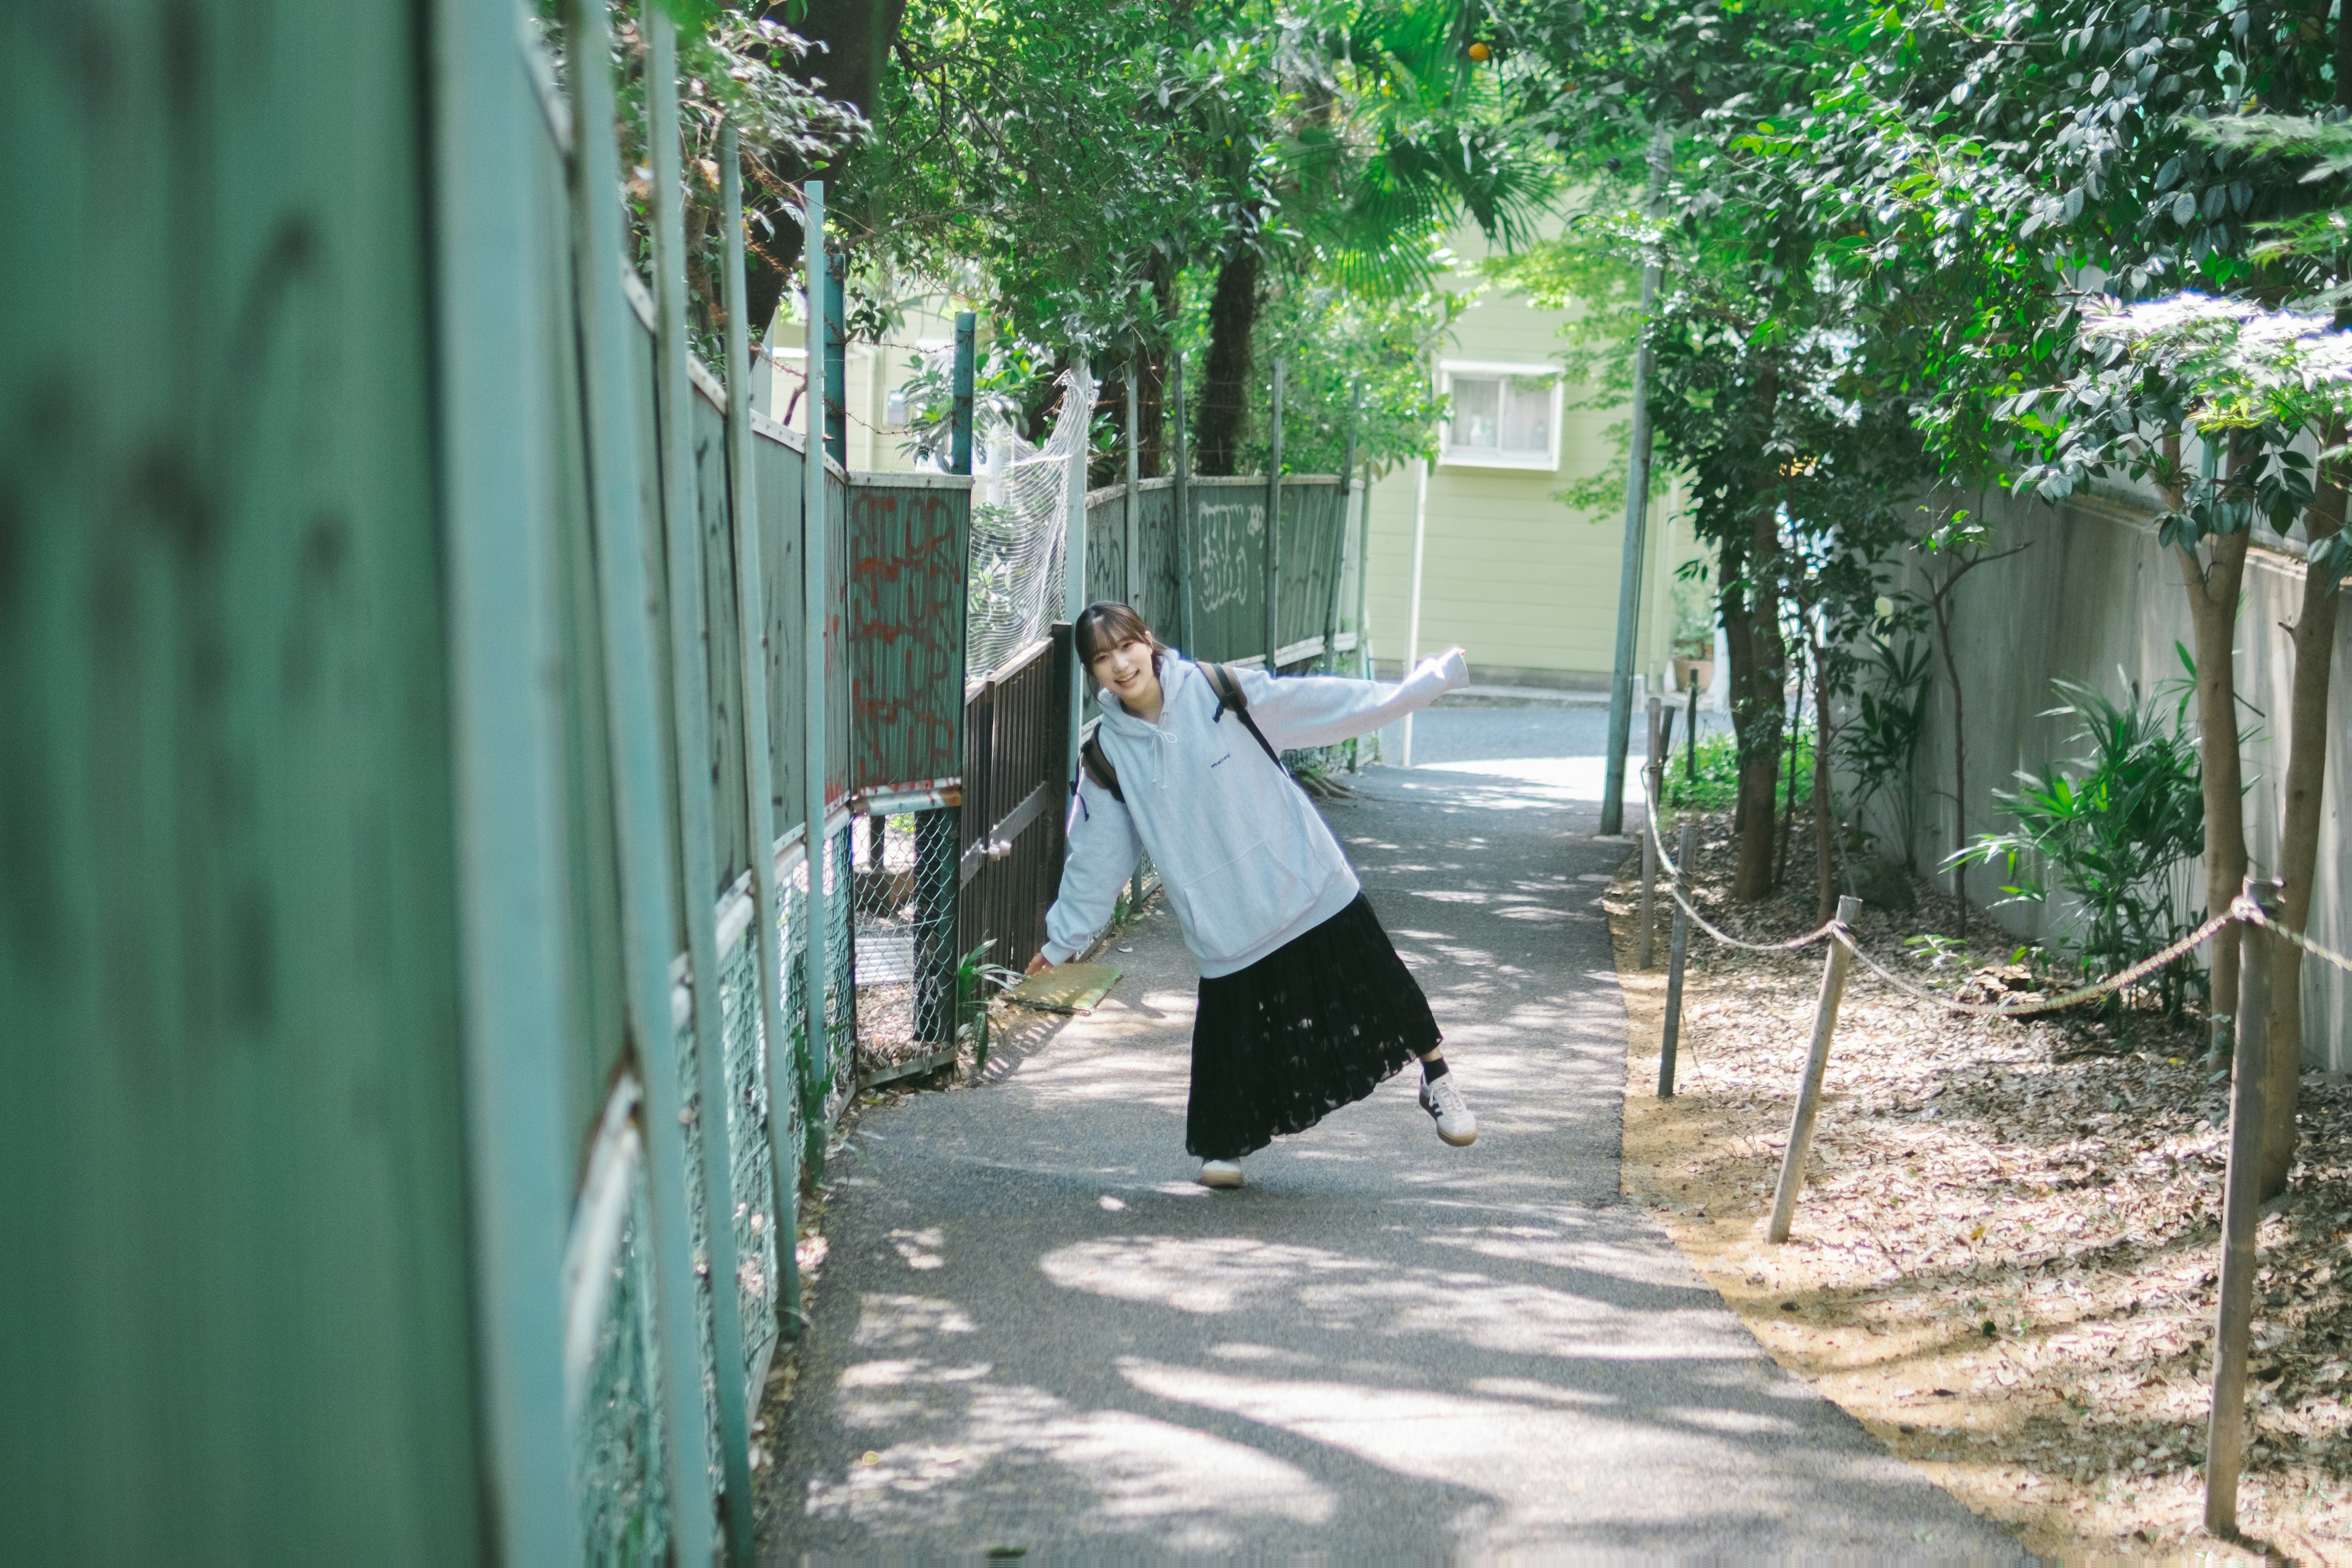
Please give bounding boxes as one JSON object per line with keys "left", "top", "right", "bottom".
{"left": 967, "top": 366, "right": 1093, "bottom": 682}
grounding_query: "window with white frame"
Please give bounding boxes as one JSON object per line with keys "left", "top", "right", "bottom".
{"left": 1441, "top": 363, "right": 1561, "bottom": 470}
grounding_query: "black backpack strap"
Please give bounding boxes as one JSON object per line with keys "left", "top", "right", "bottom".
{"left": 1079, "top": 731, "right": 1123, "bottom": 802}
{"left": 1199, "top": 662, "right": 1283, "bottom": 771}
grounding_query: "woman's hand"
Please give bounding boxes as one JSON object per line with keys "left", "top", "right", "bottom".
{"left": 1025, "top": 952, "right": 1054, "bottom": 978}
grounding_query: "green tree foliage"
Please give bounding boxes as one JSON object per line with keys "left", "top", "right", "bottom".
{"left": 845, "top": 0, "right": 1553, "bottom": 470}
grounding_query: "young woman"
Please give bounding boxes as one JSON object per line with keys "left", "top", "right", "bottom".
{"left": 1025, "top": 601, "right": 1475, "bottom": 1189}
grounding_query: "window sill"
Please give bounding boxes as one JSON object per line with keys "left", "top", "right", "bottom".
{"left": 1438, "top": 452, "right": 1559, "bottom": 473}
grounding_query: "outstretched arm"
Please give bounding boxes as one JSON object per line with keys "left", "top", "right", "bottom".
{"left": 1235, "top": 648, "right": 1469, "bottom": 752}
{"left": 1035, "top": 771, "right": 1139, "bottom": 967}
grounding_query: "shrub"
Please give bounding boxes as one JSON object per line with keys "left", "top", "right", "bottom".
{"left": 1662, "top": 725, "right": 1814, "bottom": 812}
{"left": 1947, "top": 678, "right": 2205, "bottom": 1014}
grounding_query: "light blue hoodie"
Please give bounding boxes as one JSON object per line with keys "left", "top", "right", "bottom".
{"left": 1040, "top": 649, "right": 1469, "bottom": 976}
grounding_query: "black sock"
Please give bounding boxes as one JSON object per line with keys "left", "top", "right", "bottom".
{"left": 1420, "top": 1055, "right": 1449, "bottom": 1082}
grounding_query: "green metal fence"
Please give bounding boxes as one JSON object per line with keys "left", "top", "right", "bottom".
{"left": 2, "top": 3, "right": 1372, "bottom": 1560}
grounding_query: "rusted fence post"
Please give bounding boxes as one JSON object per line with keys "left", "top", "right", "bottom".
{"left": 1767, "top": 894, "right": 1863, "bottom": 1243}
{"left": 1659, "top": 820, "right": 1696, "bottom": 1098}
{"left": 1173, "top": 353, "right": 1194, "bottom": 654}
{"left": 1638, "top": 695, "right": 1662, "bottom": 967}
{"left": 913, "top": 316, "right": 978, "bottom": 1049}
{"left": 2207, "top": 877, "right": 2280, "bottom": 1537}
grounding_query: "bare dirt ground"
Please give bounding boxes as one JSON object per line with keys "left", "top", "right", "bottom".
{"left": 1607, "top": 812, "right": 2352, "bottom": 1564}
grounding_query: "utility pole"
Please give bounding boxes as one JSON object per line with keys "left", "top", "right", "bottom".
{"left": 1400, "top": 455, "right": 1430, "bottom": 766}
{"left": 1600, "top": 128, "right": 1672, "bottom": 837}
{"left": 1065, "top": 352, "right": 1091, "bottom": 781}
{"left": 1265, "top": 359, "right": 1285, "bottom": 666}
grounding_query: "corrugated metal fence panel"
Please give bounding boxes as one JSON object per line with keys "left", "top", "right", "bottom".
{"left": 751, "top": 422, "right": 808, "bottom": 835}
{"left": 1186, "top": 477, "right": 1268, "bottom": 663}
{"left": 1, "top": 5, "right": 484, "bottom": 1558}
{"left": 693, "top": 383, "right": 750, "bottom": 894}
{"left": 1278, "top": 478, "right": 1346, "bottom": 657}
{"left": 1083, "top": 485, "right": 1126, "bottom": 608}
{"left": 1134, "top": 479, "right": 1181, "bottom": 639}
{"left": 739, "top": 424, "right": 846, "bottom": 819}
{"left": 850, "top": 479, "right": 971, "bottom": 793}
{"left": 537, "top": 94, "right": 631, "bottom": 1144}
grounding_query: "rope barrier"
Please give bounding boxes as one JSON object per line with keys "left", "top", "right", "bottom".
{"left": 1643, "top": 807, "right": 2234, "bottom": 1015}
{"left": 2239, "top": 899, "right": 2352, "bottom": 978}
{"left": 1645, "top": 810, "right": 1839, "bottom": 953}
{"left": 1843, "top": 913, "right": 2230, "bottom": 1018}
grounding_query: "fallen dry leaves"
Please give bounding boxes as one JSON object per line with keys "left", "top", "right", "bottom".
{"left": 1610, "top": 814, "right": 2352, "bottom": 1564}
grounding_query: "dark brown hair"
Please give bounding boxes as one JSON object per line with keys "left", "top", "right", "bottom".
{"left": 1073, "top": 601, "right": 1167, "bottom": 673}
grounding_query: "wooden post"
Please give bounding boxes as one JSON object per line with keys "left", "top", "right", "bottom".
{"left": 802, "top": 182, "right": 835, "bottom": 1104}
{"left": 1767, "top": 894, "right": 1863, "bottom": 1242}
{"left": 1173, "top": 352, "right": 1194, "bottom": 654}
{"left": 1265, "top": 359, "right": 1284, "bottom": 666}
{"left": 562, "top": 2, "right": 718, "bottom": 1553}
{"left": 2207, "top": 878, "right": 2280, "bottom": 1537}
{"left": 1659, "top": 821, "right": 1697, "bottom": 1096}
{"left": 648, "top": 28, "right": 758, "bottom": 1556}
{"left": 722, "top": 123, "right": 803, "bottom": 1338}
{"left": 1638, "top": 695, "right": 1663, "bottom": 968}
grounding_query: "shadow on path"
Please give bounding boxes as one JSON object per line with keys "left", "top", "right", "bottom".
{"left": 758, "top": 766, "right": 2026, "bottom": 1561}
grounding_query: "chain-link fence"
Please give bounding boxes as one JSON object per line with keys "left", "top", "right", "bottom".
{"left": 567, "top": 817, "right": 858, "bottom": 1559}
{"left": 848, "top": 805, "right": 963, "bottom": 1079}
{"left": 572, "top": 1144, "right": 669, "bottom": 1563}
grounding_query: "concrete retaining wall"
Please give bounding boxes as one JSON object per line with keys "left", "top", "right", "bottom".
{"left": 1862, "top": 489, "right": 2348, "bottom": 1069}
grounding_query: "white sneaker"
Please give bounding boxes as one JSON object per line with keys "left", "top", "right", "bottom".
{"left": 1198, "top": 1159, "right": 1245, "bottom": 1189}
{"left": 1419, "top": 1069, "right": 1477, "bottom": 1147}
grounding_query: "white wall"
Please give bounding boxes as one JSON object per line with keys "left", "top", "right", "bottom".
{"left": 1867, "top": 488, "right": 2348, "bottom": 1068}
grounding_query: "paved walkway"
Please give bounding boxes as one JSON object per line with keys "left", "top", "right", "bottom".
{"left": 761, "top": 764, "right": 2023, "bottom": 1561}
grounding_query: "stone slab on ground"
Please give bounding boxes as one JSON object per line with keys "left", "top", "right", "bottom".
{"left": 759, "top": 764, "right": 2025, "bottom": 1561}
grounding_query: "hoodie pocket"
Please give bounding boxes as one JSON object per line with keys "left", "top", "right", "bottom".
{"left": 1173, "top": 835, "right": 1322, "bottom": 965}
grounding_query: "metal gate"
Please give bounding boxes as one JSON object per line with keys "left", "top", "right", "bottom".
{"left": 956, "top": 631, "right": 1072, "bottom": 994}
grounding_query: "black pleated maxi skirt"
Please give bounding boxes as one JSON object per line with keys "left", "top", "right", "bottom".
{"left": 1186, "top": 892, "right": 1442, "bottom": 1161}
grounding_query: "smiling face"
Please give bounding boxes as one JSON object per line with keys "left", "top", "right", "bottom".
{"left": 1088, "top": 636, "right": 1162, "bottom": 714}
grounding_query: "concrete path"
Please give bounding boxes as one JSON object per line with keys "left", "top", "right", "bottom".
{"left": 761, "top": 763, "right": 2024, "bottom": 1561}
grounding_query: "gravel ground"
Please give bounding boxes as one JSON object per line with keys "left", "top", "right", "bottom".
{"left": 1607, "top": 809, "right": 2352, "bottom": 1563}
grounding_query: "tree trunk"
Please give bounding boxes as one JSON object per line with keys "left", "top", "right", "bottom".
{"left": 2179, "top": 530, "right": 2252, "bottom": 1072}
{"left": 1731, "top": 499, "right": 1785, "bottom": 901}
{"left": 1195, "top": 247, "right": 1261, "bottom": 476}
{"left": 2258, "top": 478, "right": 2346, "bottom": 1196}
{"left": 1719, "top": 530, "right": 1751, "bottom": 837}
{"left": 1776, "top": 644, "right": 1803, "bottom": 889}
{"left": 1137, "top": 265, "right": 1177, "bottom": 478}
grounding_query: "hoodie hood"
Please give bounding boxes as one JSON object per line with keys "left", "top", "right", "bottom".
{"left": 1042, "top": 649, "right": 1469, "bottom": 977}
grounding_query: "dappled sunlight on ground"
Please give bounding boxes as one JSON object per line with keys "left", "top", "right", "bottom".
{"left": 1039, "top": 1229, "right": 1757, "bottom": 1359}
{"left": 761, "top": 769, "right": 2024, "bottom": 1558}
{"left": 1416, "top": 754, "right": 1648, "bottom": 805}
